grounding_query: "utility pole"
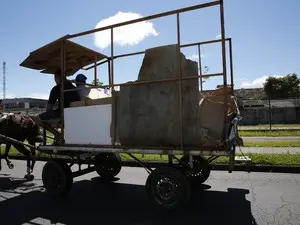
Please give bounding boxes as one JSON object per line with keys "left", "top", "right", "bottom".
{"left": 3, "top": 61, "right": 6, "bottom": 111}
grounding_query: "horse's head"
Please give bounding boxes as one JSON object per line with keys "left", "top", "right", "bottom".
{"left": 22, "top": 115, "right": 44, "bottom": 144}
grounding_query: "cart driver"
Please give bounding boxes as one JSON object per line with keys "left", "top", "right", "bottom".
{"left": 38, "top": 69, "right": 81, "bottom": 121}
{"left": 26, "top": 70, "right": 80, "bottom": 142}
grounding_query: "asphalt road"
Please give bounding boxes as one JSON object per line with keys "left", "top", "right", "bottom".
{"left": 0, "top": 160, "right": 300, "bottom": 225}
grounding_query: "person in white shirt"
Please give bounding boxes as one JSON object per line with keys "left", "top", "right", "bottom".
{"left": 75, "top": 74, "right": 111, "bottom": 100}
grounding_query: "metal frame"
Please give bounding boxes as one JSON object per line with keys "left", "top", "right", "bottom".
{"left": 49, "top": 0, "right": 235, "bottom": 152}
{"left": 5, "top": 0, "right": 238, "bottom": 170}
{"left": 77, "top": 37, "right": 234, "bottom": 89}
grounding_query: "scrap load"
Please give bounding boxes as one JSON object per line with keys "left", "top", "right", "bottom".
{"left": 115, "top": 44, "right": 238, "bottom": 147}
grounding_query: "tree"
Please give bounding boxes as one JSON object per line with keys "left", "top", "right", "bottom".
{"left": 200, "top": 65, "right": 209, "bottom": 84}
{"left": 92, "top": 78, "right": 103, "bottom": 86}
{"left": 263, "top": 73, "right": 300, "bottom": 98}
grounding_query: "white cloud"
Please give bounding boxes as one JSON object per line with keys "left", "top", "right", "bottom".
{"left": 240, "top": 75, "right": 283, "bottom": 88}
{"left": 187, "top": 54, "right": 206, "bottom": 61}
{"left": 94, "top": 12, "right": 159, "bottom": 49}
{"left": 26, "top": 93, "right": 49, "bottom": 99}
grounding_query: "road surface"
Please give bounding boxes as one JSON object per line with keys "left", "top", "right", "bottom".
{"left": 0, "top": 160, "right": 300, "bottom": 225}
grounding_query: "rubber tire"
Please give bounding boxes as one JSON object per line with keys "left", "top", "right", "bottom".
{"left": 42, "top": 160, "right": 73, "bottom": 197}
{"left": 179, "top": 155, "right": 211, "bottom": 186}
{"left": 146, "top": 167, "right": 191, "bottom": 211}
{"left": 94, "top": 153, "right": 122, "bottom": 180}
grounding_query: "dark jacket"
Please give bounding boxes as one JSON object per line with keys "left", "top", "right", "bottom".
{"left": 48, "top": 80, "right": 80, "bottom": 110}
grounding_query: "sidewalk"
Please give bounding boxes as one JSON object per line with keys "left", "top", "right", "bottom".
{"left": 237, "top": 147, "right": 300, "bottom": 154}
{"left": 242, "top": 136, "right": 299, "bottom": 142}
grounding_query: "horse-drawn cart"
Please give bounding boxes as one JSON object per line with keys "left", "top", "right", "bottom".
{"left": 1, "top": 0, "right": 243, "bottom": 210}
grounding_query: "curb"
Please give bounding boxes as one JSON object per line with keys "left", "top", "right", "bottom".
{"left": 211, "top": 163, "right": 300, "bottom": 174}
{"left": 7, "top": 155, "right": 300, "bottom": 174}
{"left": 239, "top": 128, "right": 300, "bottom": 131}
{"left": 122, "top": 161, "right": 300, "bottom": 174}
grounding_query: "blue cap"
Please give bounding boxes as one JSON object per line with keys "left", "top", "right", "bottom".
{"left": 75, "top": 74, "right": 87, "bottom": 82}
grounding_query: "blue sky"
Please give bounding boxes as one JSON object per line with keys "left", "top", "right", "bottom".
{"left": 0, "top": 0, "right": 299, "bottom": 99}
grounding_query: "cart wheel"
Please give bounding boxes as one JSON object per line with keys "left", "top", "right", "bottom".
{"left": 42, "top": 160, "right": 73, "bottom": 197}
{"left": 146, "top": 167, "right": 191, "bottom": 211}
{"left": 179, "top": 155, "right": 211, "bottom": 185}
{"left": 94, "top": 153, "right": 122, "bottom": 180}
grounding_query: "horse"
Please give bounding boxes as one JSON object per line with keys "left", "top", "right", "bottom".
{"left": 0, "top": 112, "right": 44, "bottom": 180}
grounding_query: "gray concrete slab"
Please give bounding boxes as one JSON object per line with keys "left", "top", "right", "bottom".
{"left": 0, "top": 160, "right": 300, "bottom": 225}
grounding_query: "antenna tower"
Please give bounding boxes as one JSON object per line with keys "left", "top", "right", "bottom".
{"left": 3, "top": 61, "right": 6, "bottom": 111}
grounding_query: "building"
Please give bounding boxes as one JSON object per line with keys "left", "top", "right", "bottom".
{"left": 0, "top": 98, "right": 48, "bottom": 115}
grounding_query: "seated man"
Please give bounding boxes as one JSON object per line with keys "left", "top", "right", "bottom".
{"left": 75, "top": 73, "right": 111, "bottom": 100}
{"left": 33, "top": 69, "right": 80, "bottom": 129}
{"left": 39, "top": 69, "right": 81, "bottom": 121}
{"left": 30, "top": 70, "right": 80, "bottom": 142}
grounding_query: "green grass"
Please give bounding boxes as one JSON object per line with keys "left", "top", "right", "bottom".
{"left": 244, "top": 153, "right": 300, "bottom": 165}
{"left": 244, "top": 141, "right": 300, "bottom": 147}
{"left": 239, "top": 130, "right": 300, "bottom": 137}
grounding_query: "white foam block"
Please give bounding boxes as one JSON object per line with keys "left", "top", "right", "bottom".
{"left": 64, "top": 104, "right": 112, "bottom": 145}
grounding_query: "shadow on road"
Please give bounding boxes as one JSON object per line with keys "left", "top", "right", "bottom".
{"left": 0, "top": 176, "right": 38, "bottom": 190}
{"left": 0, "top": 175, "right": 257, "bottom": 225}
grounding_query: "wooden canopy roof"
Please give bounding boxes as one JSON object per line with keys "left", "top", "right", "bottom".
{"left": 20, "top": 37, "right": 108, "bottom": 76}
